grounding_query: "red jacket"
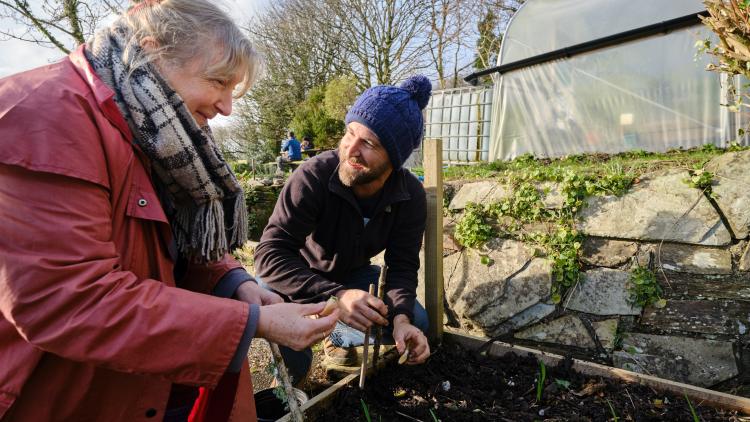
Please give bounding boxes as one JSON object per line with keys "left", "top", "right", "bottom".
{"left": 0, "top": 46, "right": 256, "bottom": 421}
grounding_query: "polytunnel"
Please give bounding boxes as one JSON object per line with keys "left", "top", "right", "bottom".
{"left": 468, "top": 0, "right": 743, "bottom": 160}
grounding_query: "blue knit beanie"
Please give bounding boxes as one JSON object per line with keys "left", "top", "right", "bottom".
{"left": 344, "top": 75, "right": 432, "bottom": 169}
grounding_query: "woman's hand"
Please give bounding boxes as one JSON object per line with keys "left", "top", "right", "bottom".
{"left": 256, "top": 302, "right": 339, "bottom": 351}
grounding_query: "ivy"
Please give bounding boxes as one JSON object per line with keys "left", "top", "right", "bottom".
{"left": 454, "top": 203, "right": 496, "bottom": 248}
{"left": 626, "top": 266, "right": 666, "bottom": 308}
{"left": 489, "top": 181, "right": 546, "bottom": 222}
{"left": 527, "top": 227, "right": 582, "bottom": 303}
{"left": 683, "top": 169, "right": 714, "bottom": 192}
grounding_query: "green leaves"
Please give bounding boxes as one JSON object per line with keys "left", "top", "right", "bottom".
{"left": 536, "top": 360, "right": 547, "bottom": 403}
{"left": 683, "top": 169, "right": 714, "bottom": 191}
{"left": 489, "top": 181, "right": 545, "bottom": 222}
{"left": 454, "top": 203, "right": 496, "bottom": 248}
{"left": 627, "top": 267, "right": 664, "bottom": 308}
{"left": 360, "top": 399, "right": 371, "bottom": 422}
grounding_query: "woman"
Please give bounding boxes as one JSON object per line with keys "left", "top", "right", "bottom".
{"left": 0, "top": 1, "right": 339, "bottom": 421}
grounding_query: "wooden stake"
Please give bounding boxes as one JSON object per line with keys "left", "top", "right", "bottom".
{"left": 372, "top": 265, "right": 388, "bottom": 367}
{"left": 423, "top": 138, "right": 444, "bottom": 343}
{"left": 268, "top": 341, "right": 305, "bottom": 422}
{"left": 359, "top": 283, "right": 376, "bottom": 389}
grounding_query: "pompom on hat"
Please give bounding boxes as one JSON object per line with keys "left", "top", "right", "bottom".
{"left": 344, "top": 75, "right": 432, "bottom": 169}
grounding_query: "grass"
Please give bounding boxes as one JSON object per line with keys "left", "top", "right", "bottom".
{"left": 606, "top": 398, "right": 619, "bottom": 422}
{"left": 429, "top": 409, "right": 440, "bottom": 422}
{"left": 685, "top": 393, "right": 700, "bottom": 422}
{"left": 536, "top": 360, "right": 547, "bottom": 402}
{"left": 426, "top": 146, "right": 734, "bottom": 183}
{"left": 360, "top": 399, "right": 371, "bottom": 422}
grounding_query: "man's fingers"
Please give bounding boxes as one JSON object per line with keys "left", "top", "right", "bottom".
{"left": 406, "top": 333, "right": 430, "bottom": 364}
{"left": 365, "top": 296, "right": 388, "bottom": 317}
{"left": 359, "top": 305, "right": 388, "bottom": 326}
{"left": 346, "top": 314, "right": 369, "bottom": 332}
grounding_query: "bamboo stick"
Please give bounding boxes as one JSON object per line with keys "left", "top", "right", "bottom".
{"left": 372, "top": 265, "right": 388, "bottom": 367}
{"left": 268, "top": 341, "right": 305, "bottom": 422}
{"left": 359, "top": 283, "right": 376, "bottom": 389}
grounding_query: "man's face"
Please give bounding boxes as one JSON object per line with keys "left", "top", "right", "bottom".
{"left": 338, "top": 121, "right": 392, "bottom": 188}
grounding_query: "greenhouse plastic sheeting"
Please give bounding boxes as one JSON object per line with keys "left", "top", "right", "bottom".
{"left": 489, "top": 0, "right": 733, "bottom": 160}
{"left": 499, "top": 0, "right": 705, "bottom": 65}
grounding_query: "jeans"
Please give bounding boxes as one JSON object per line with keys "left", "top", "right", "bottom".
{"left": 256, "top": 264, "right": 428, "bottom": 384}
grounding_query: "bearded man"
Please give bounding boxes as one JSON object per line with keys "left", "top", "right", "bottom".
{"left": 254, "top": 75, "right": 432, "bottom": 381}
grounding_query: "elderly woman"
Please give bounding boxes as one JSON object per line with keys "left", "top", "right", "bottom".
{"left": 0, "top": 1, "right": 339, "bottom": 421}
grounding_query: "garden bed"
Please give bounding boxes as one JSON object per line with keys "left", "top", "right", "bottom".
{"left": 281, "top": 331, "right": 750, "bottom": 421}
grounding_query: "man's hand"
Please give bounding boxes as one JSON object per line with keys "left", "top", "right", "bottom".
{"left": 335, "top": 288, "right": 388, "bottom": 332}
{"left": 234, "top": 281, "right": 283, "bottom": 305}
{"left": 392, "top": 314, "right": 430, "bottom": 365}
{"left": 256, "top": 302, "right": 339, "bottom": 351}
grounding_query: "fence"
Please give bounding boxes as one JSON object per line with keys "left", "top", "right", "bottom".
{"left": 423, "top": 85, "right": 493, "bottom": 165}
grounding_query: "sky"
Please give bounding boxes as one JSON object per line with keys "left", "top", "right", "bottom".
{"left": 0, "top": 0, "right": 268, "bottom": 127}
{"left": 0, "top": 0, "right": 268, "bottom": 77}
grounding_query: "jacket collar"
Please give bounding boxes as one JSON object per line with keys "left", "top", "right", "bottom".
{"left": 328, "top": 150, "right": 411, "bottom": 216}
{"left": 69, "top": 45, "right": 133, "bottom": 142}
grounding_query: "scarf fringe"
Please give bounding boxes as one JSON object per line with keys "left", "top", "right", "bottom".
{"left": 231, "top": 193, "right": 249, "bottom": 248}
{"left": 174, "top": 193, "right": 248, "bottom": 263}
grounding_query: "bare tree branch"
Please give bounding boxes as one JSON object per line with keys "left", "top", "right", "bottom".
{"left": 0, "top": 0, "right": 125, "bottom": 53}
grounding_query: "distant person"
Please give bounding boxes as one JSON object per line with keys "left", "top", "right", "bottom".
{"left": 301, "top": 136, "right": 314, "bottom": 151}
{"left": 255, "top": 75, "right": 433, "bottom": 384}
{"left": 276, "top": 131, "right": 302, "bottom": 174}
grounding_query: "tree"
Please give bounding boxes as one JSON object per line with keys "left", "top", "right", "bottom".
{"left": 474, "top": 8, "right": 502, "bottom": 71}
{"left": 323, "top": 74, "right": 360, "bottom": 121}
{"left": 290, "top": 85, "right": 344, "bottom": 149}
{"left": 0, "top": 0, "right": 123, "bottom": 53}
{"left": 320, "top": 0, "right": 432, "bottom": 88}
{"left": 238, "top": 0, "right": 346, "bottom": 157}
{"left": 426, "top": 0, "right": 475, "bottom": 89}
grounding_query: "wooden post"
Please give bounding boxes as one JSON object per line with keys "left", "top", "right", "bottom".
{"left": 422, "top": 138, "right": 443, "bottom": 343}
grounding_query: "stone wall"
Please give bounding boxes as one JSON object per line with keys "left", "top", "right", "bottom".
{"left": 438, "top": 150, "right": 750, "bottom": 392}
{"left": 240, "top": 179, "right": 283, "bottom": 240}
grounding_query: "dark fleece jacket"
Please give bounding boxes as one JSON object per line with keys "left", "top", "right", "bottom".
{"left": 254, "top": 150, "right": 426, "bottom": 321}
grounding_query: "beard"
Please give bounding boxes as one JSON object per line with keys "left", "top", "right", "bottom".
{"left": 338, "top": 150, "right": 391, "bottom": 187}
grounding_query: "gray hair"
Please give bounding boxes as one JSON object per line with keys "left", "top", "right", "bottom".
{"left": 123, "top": 0, "right": 261, "bottom": 97}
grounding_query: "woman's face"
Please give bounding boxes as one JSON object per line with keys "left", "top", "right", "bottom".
{"left": 156, "top": 53, "right": 243, "bottom": 127}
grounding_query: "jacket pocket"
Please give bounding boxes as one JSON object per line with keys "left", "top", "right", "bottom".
{"left": 123, "top": 183, "right": 173, "bottom": 280}
{"left": 125, "top": 183, "right": 168, "bottom": 224}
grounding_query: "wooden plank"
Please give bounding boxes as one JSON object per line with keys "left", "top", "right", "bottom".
{"left": 277, "top": 373, "right": 359, "bottom": 422}
{"left": 444, "top": 328, "right": 750, "bottom": 415}
{"left": 277, "top": 348, "right": 399, "bottom": 421}
{"left": 423, "top": 138, "right": 444, "bottom": 343}
{"left": 659, "top": 272, "right": 750, "bottom": 301}
{"left": 641, "top": 299, "right": 750, "bottom": 336}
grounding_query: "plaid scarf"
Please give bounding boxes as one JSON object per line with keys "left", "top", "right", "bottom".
{"left": 85, "top": 20, "right": 247, "bottom": 262}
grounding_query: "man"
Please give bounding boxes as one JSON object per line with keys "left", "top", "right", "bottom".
{"left": 276, "top": 131, "right": 302, "bottom": 173}
{"left": 255, "top": 75, "right": 433, "bottom": 381}
{"left": 300, "top": 136, "right": 314, "bottom": 151}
